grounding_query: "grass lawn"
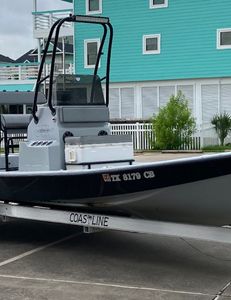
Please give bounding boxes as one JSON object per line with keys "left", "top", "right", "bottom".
{"left": 202, "top": 145, "right": 231, "bottom": 152}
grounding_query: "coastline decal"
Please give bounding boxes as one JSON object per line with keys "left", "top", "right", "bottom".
{"left": 102, "top": 170, "right": 155, "bottom": 182}
{"left": 69, "top": 213, "right": 109, "bottom": 227}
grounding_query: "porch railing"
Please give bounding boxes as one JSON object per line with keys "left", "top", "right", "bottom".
{"left": 32, "top": 9, "right": 73, "bottom": 37}
{"left": 0, "top": 64, "right": 39, "bottom": 81}
{"left": 0, "top": 63, "right": 74, "bottom": 82}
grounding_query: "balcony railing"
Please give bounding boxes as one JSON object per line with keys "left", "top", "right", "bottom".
{"left": 0, "top": 63, "right": 74, "bottom": 82}
{"left": 0, "top": 63, "right": 39, "bottom": 81}
{"left": 32, "top": 9, "right": 74, "bottom": 38}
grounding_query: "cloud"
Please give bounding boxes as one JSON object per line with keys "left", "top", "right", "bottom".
{"left": 0, "top": 0, "right": 72, "bottom": 59}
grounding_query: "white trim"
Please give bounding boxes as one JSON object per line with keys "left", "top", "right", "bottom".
{"left": 143, "top": 34, "right": 161, "bottom": 55}
{"left": 149, "top": 0, "right": 168, "bottom": 9}
{"left": 86, "top": 0, "right": 102, "bottom": 15}
{"left": 217, "top": 28, "right": 231, "bottom": 49}
{"left": 84, "top": 38, "right": 100, "bottom": 69}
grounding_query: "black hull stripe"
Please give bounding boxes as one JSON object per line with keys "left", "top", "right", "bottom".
{"left": 0, "top": 154, "right": 230, "bottom": 203}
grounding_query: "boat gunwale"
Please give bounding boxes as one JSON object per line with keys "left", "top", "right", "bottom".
{"left": 0, "top": 152, "right": 230, "bottom": 177}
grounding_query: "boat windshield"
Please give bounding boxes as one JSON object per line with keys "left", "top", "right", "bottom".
{"left": 53, "top": 74, "right": 105, "bottom": 106}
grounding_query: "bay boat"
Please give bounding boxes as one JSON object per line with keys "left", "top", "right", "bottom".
{"left": 0, "top": 15, "right": 231, "bottom": 227}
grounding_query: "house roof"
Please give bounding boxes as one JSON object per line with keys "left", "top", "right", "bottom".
{"left": 31, "top": 42, "right": 73, "bottom": 55}
{"left": 0, "top": 54, "right": 15, "bottom": 63}
{"left": 14, "top": 42, "right": 73, "bottom": 63}
{"left": 15, "top": 49, "right": 37, "bottom": 63}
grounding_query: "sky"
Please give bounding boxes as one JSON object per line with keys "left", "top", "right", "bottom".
{"left": 0, "top": 0, "right": 72, "bottom": 60}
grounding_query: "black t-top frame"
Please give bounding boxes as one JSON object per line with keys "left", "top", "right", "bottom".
{"left": 32, "top": 15, "right": 113, "bottom": 123}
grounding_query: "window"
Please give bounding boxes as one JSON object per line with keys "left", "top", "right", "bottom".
{"left": 143, "top": 34, "right": 161, "bottom": 54}
{"left": 86, "top": 0, "right": 102, "bottom": 14}
{"left": 141, "top": 87, "right": 158, "bottom": 119}
{"left": 0, "top": 105, "right": 23, "bottom": 114}
{"left": 84, "top": 39, "right": 100, "bottom": 68}
{"left": 109, "top": 88, "right": 120, "bottom": 119}
{"left": 201, "top": 84, "right": 219, "bottom": 124}
{"left": 159, "top": 86, "right": 175, "bottom": 107}
{"left": 108, "top": 87, "right": 135, "bottom": 120}
{"left": 217, "top": 29, "right": 231, "bottom": 49}
{"left": 150, "top": 0, "right": 168, "bottom": 9}
{"left": 221, "top": 84, "right": 231, "bottom": 114}
{"left": 121, "top": 88, "right": 135, "bottom": 119}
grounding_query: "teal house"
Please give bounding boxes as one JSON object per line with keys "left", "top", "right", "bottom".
{"left": 70, "top": 0, "right": 231, "bottom": 136}
{"left": 2, "top": 0, "right": 231, "bottom": 135}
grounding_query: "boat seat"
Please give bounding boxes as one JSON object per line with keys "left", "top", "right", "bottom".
{"left": 0, "top": 114, "right": 32, "bottom": 171}
{"left": 0, "top": 114, "right": 32, "bottom": 133}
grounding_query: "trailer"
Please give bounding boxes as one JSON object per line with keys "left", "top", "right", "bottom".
{"left": 1, "top": 202, "right": 231, "bottom": 244}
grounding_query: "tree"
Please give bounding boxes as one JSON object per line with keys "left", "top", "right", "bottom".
{"left": 151, "top": 91, "right": 196, "bottom": 150}
{"left": 211, "top": 112, "right": 231, "bottom": 146}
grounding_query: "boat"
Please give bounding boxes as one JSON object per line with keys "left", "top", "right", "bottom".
{"left": 0, "top": 15, "right": 231, "bottom": 227}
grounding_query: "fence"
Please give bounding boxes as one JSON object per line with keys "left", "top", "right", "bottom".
{"left": 0, "top": 132, "right": 27, "bottom": 153}
{"left": 110, "top": 123, "right": 154, "bottom": 151}
{"left": 0, "top": 122, "right": 203, "bottom": 152}
{"left": 110, "top": 122, "right": 201, "bottom": 151}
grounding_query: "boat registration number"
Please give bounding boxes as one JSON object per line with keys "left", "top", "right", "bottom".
{"left": 69, "top": 212, "right": 109, "bottom": 228}
{"left": 102, "top": 170, "right": 155, "bottom": 182}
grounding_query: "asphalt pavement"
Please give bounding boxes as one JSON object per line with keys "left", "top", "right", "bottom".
{"left": 0, "top": 152, "right": 230, "bottom": 300}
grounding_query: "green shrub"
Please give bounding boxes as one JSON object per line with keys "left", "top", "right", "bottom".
{"left": 151, "top": 91, "right": 196, "bottom": 150}
{"left": 211, "top": 112, "right": 231, "bottom": 146}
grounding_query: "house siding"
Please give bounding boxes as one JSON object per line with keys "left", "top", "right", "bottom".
{"left": 73, "top": 0, "right": 231, "bottom": 134}
{"left": 74, "top": 0, "right": 231, "bottom": 82}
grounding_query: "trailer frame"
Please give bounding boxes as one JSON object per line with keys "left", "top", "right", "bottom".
{"left": 1, "top": 202, "right": 231, "bottom": 244}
